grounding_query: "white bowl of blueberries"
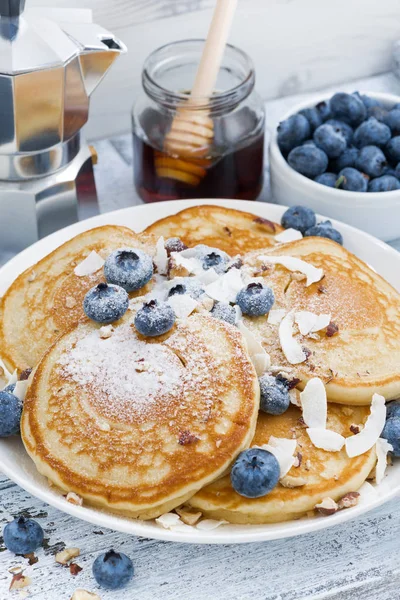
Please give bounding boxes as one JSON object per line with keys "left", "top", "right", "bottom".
{"left": 270, "top": 91, "right": 400, "bottom": 241}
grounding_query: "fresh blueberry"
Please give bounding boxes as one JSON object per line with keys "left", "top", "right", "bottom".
{"left": 281, "top": 205, "right": 316, "bottom": 233}
{"left": 355, "top": 145, "right": 387, "bottom": 178}
{"left": 330, "top": 146, "right": 359, "bottom": 171}
{"left": 393, "top": 103, "right": 400, "bottom": 110}
{"left": 387, "top": 401, "right": 400, "bottom": 420}
{"left": 83, "top": 283, "right": 129, "bottom": 324}
{"left": 277, "top": 114, "right": 311, "bottom": 155}
{"left": 164, "top": 237, "right": 187, "bottom": 255}
{"left": 353, "top": 117, "right": 391, "bottom": 148}
{"left": 190, "top": 245, "right": 230, "bottom": 274}
{"left": 287, "top": 145, "right": 329, "bottom": 178}
{"left": 395, "top": 163, "right": 400, "bottom": 179}
{"left": 210, "top": 302, "right": 237, "bottom": 325}
{"left": 368, "top": 175, "right": 400, "bottom": 192}
{"left": 304, "top": 220, "right": 343, "bottom": 245}
{"left": 314, "top": 172, "right": 338, "bottom": 188}
{"left": 367, "top": 105, "right": 388, "bottom": 122}
{"left": 316, "top": 100, "right": 331, "bottom": 121}
{"left": 236, "top": 283, "right": 275, "bottom": 317}
{"left": 168, "top": 277, "right": 204, "bottom": 299}
{"left": 92, "top": 550, "right": 134, "bottom": 590}
{"left": 0, "top": 391, "right": 22, "bottom": 437}
{"left": 337, "top": 167, "right": 368, "bottom": 192}
{"left": 385, "top": 136, "right": 400, "bottom": 164}
{"left": 298, "top": 107, "right": 322, "bottom": 132}
{"left": 3, "top": 383, "right": 16, "bottom": 393}
{"left": 381, "top": 417, "right": 400, "bottom": 457}
{"left": 313, "top": 124, "right": 347, "bottom": 158}
{"left": 358, "top": 94, "right": 382, "bottom": 109}
{"left": 202, "top": 251, "right": 227, "bottom": 272}
{"left": 231, "top": 448, "right": 280, "bottom": 498}
{"left": 134, "top": 300, "right": 175, "bottom": 337}
{"left": 384, "top": 109, "right": 400, "bottom": 135}
{"left": 259, "top": 374, "right": 290, "bottom": 415}
{"left": 104, "top": 248, "right": 153, "bottom": 293}
{"left": 330, "top": 92, "right": 367, "bottom": 125}
{"left": 3, "top": 517, "right": 44, "bottom": 554}
{"left": 325, "top": 119, "right": 353, "bottom": 145}
{"left": 301, "top": 140, "right": 318, "bottom": 148}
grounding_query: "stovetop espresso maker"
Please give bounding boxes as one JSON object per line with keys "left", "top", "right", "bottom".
{"left": 0, "top": 0, "right": 126, "bottom": 252}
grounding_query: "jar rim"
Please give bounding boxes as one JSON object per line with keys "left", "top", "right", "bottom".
{"left": 142, "top": 39, "right": 255, "bottom": 113}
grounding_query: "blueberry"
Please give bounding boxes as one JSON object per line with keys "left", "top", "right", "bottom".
{"left": 134, "top": 300, "right": 175, "bottom": 337}
{"left": 202, "top": 251, "right": 227, "bottom": 272}
{"left": 104, "top": 248, "right": 153, "bottom": 292}
{"left": 83, "top": 283, "right": 129, "bottom": 324}
{"left": 368, "top": 175, "right": 400, "bottom": 192}
{"left": 353, "top": 117, "right": 391, "bottom": 148}
{"left": 384, "top": 109, "right": 400, "bottom": 135}
{"left": 210, "top": 302, "right": 237, "bottom": 325}
{"left": 0, "top": 391, "right": 22, "bottom": 437}
{"left": 330, "top": 146, "right": 359, "bottom": 171}
{"left": 387, "top": 401, "right": 400, "bottom": 420}
{"left": 304, "top": 220, "right": 343, "bottom": 245}
{"left": 316, "top": 100, "right": 331, "bottom": 121}
{"left": 385, "top": 136, "right": 400, "bottom": 164}
{"left": 315, "top": 172, "right": 337, "bottom": 188}
{"left": 168, "top": 277, "right": 204, "bottom": 299}
{"left": 330, "top": 92, "right": 367, "bottom": 125}
{"left": 231, "top": 448, "right": 280, "bottom": 498}
{"left": 92, "top": 549, "right": 134, "bottom": 590}
{"left": 259, "top": 374, "right": 290, "bottom": 415}
{"left": 3, "top": 517, "right": 44, "bottom": 554}
{"left": 358, "top": 94, "right": 382, "bottom": 109}
{"left": 287, "top": 145, "right": 329, "bottom": 178}
{"left": 298, "top": 107, "right": 322, "bottom": 132}
{"left": 325, "top": 119, "right": 353, "bottom": 145}
{"left": 236, "top": 283, "right": 275, "bottom": 317}
{"left": 191, "top": 245, "right": 230, "bottom": 274}
{"left": 381, "top": 417, "right": 400, "bottom": 457}
{"left": 367, "top": 105, "right": 389, "bottom": 122}
{"left": 3, "top": 383, "right": 16, "bottom": 393}
{"left": 395, "top": 163, "right": 400, "bottom": 179}
{"left": 301, "top": 140, "right": 318, "bottom": 148}
{"left": 337, "top": 167, "right": 368, "bottom": 192}
{"left": 313, "top": 124, "right": 347, "bottom": 158}
{"left": 281, "top": 205, "right": 316, "bottom": 233}
{"left": 355, "top": 145, "right": 387, "bottom": 178}
{"left": 164, "top": 237, "right": 187, "bottom": 255}
{"left": 277, "top": 114, "right": 311, "bottom": 155}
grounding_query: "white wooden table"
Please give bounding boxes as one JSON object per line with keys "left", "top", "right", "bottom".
{"left": 1, "top": 73, "right": 400, "bottom": 600}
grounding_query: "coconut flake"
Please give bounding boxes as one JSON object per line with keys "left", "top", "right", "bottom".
{"left": 358, "top": 481, "right": 378, "bottom": 504}
{"left": 74, "top": 251, "right": 105, "bottom": 277}
{"left": 306, "top": 428, "right": 345, "bottom": 452}
{"left": 260, "top": 436, "right": 297, "bottom": 478}
{"left": 237, "top": 321, "right": 270, "bottom": 376}
{"left": 154, "top": 236, "right": 168, "bottom": 275}
{"left": 196, "top": 268, "right": 220, "bottom": 285}
{"left": 279, "top": 311, "right": 307, "bottom": 364}
{"left": 295, "top": 311, "right": 332, "bottom": 336}
{"left": 375, "top": 438, "right": 393, "bottom": 484}
{"left": 345, "top": 394, "right": 386, "bottom": 458}
{"left": 204, "top": 268, "right": 244, "bottom": 304}
{"left": 168, "top": 294, "right": 198, "bottom": 319}
{"left": 196, "top": 519, "right": 228, "bottom": 531}
{"left": 171, "top": 252, "right": 203, "bottom": 275}
{"left": 275, "top": 228, "right": 303, "bottom": 243}
{"left": 268, "top": 309, "right": 286, "bottom": 325}
{"left": 13, "top": 380, "right": 29, "bottom": 402}
{"left": 300, "top": 378, "right": 327, "bottom": 429}
{"left": 234, "top": 304, "right": 242, "bottom": 324}
{"left": 155, "top": 513, "right": 181, "bottom": 529}
{"left": 258, "top": 255, "right": 324, "bottom": 287}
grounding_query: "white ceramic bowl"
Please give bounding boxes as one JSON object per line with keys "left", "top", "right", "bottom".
{"left": 270, "top": 91, "right": 400, "bottom": 242}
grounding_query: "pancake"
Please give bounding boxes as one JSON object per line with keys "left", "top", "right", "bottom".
{"left": 189, "top": 404, "right": 376, "bottom": 524}
{"left": 143, "top": 205, "right": 283, "bottom": 256}
{"left": 241, "top": 237, "right": 400, "bottom": 405}
{"left": 21, "top": 314, "right": 260, "bottom": 519}
{"left": 0, "top": 225, "right": 155, "bottom": 381}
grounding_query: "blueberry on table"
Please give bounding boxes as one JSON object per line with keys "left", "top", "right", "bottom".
{"left": 381, "top": 417, "right": 400, "bottom": 457}
{"left": 0, "top": 390, "right": 22, "bottom": 437}
{"left": 168, "top": 277, "right": 205, "bottom": 299}
{"left": 104, "top": 248, "right": 153, "bottom": 292}
{"left": 384, "top": 109, "right": 400, "bottom": 135}
{"left": 231, "top": 448, "right": 280, "bottom": 498}
{"left": 315, "top": 172, "right": 337, "bottom": 187}
{"left": 368, "top": 175, "right": 400, "bottom": 192}
{"left": 367, "top": 105, "right": 388, "bottom": 122}
{"left": 134, "top": 300, "right": 175, "bottom": 337}
{"left": 83, "top": 283, "right": 129, "bottom": 324}
{"left": 92, "top": 550, "right": 134, "bottom": 590}
{"left": 387, "top": 401, "right": 400, "bottom": 420}
{"left": 353, "top": 117, "right": 391, "bottom": 148}
{"left": 330, "top": 92, "right": 367, "bottom": 125}
{"left": 304, "top": 220, "right": 343, "bottom": 245}
{"left": 277, "top": 114, "right": 311, "bottom": 155}
{"left": 3, "top": 517, "right": 44, "bottom": 554}
{"left": 355, "top": 145, "right": 387, "bottom": 178}
{"left": 281, "top": 205, "right": 316, "bottom": 233}
{"left": 313, "top": 124, "right": 347, "bottom": 158}
{"left": 331, "top": 146, "right": 359, "bottom": 171}
{"left": 298, "top": 107, "right": 322, "bottom": 132}
{"left": 287, "top": 145, "right": 329, "bottom": 178}
{"left": 325, "top": 119, "right": 354, "bottom": 145}
{"left": 211, "top": 302, "right": 237, "bottom": 325}
{"left": 236, "top": 283, "right": 275, "bottom": 317}
{"left": 385, "top": 136, "right": 400, "bottom": 164}
{"left": 259, "top": 374, "right": 290, "bottom": 415}
{"left": 337, "top": 167, "right": 368, "bottom": 192}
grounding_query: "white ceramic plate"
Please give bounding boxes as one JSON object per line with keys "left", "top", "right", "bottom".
{"left": 1, "top": 199, "right": 399, "bottom": 544}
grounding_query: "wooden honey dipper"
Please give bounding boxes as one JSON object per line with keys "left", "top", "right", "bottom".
{"left": 155, "top": 0, "right": 238, "bottom": 187}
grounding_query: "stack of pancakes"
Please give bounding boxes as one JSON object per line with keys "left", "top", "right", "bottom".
{"left": 2, "top": 205, "right": 400, "bottom": 524}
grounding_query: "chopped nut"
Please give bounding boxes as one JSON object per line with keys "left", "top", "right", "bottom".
{"left": 70, "top": 591, "right": 102, "bottom": 600}
{"left": 315, "top": 497, "right": 338, "bottom": 516}
{"left": 350, "top": 423, "right": 363, "bottom": 435}
{"left": 66, "top": 492, "right": 83, "bottom": 506}
{"left": 176, "top": 507, "right": 202, "bottom": 526}
{"left": 253, "top": 217, "right": 276, "bottom": 233}
{"left": 9, "top": 573, "right": 31, "bottom": 591}
{"left": 178, "top": 430, "right": 200, "bottom": 445}
{"left": 19, "top": 368, "right": 33, "bottom": 381}
{"left": 289, "top": 388, "right": 301, "bottom": 407}
{"left": 341, "top": 406, "right": 354, "bottom": 416}
{"left": 223, "top": 226, "right": 232, "bottom": 237}
{"left": 293, "top": 451, "right": 303, "bottom": 467}
{"left": 276, "top": 375, "right": 300, "bottom": 390}
{"left": 318, "top": 285, "right": 328, "bottom": 294}
{"left": 65, "top": 296, "right": 77, "bottom": 309}
{"left": 27, "top": 271, "right": 36, "bottom": 282}
{"left": 99, "top": 325, "right": 113, "bottom": 339}
{"left": 305, "top": 459, "right": 311, "bottom": 471}
{"left": 280, "top": 475, "right": 307, "bottom": 488}
{"left": 24, "top": 552, "right": 38, "bottom": 565}
{"left": 56, "top": 547, "right": 80, "bottom": 565}
{"left": 337, "top": 492, "right": 360, "bottom": 510}
{"left": 70, "top": 563, "right": 83, "bottom": 576}
{"left": 134, "top": 360, "right": 150, "bottom": 372}
{"left": 326, "top": 322, "right": 339, "bottom": 337}
{"left": 215, "top": 439, "right": 222, "bottom": 448}
{"left": 8, "top": 565, "right": 23, "bottom": 575}
{"left": 199, "top": 296, "right": 214, "bottom": 312}
{"left": 226, "top": 256, "right": 243, "bottom": 271}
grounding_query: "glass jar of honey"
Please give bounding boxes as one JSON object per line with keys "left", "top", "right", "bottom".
{"left": 132, "top": 40, "right": 265, "bottom": 203}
